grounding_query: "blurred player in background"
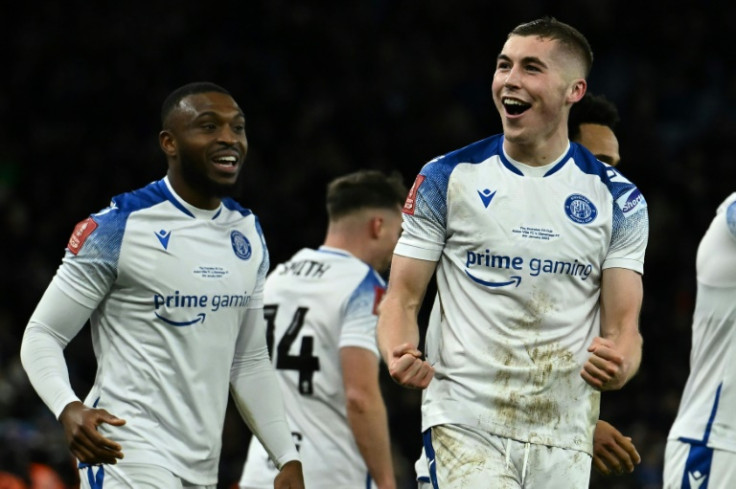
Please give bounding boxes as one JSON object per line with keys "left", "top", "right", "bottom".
{"left": 663, "top": 193, "right": 736, "bottom": 486}
{"left": 378, "top": 17, "right": 648, "bottom": 488}
{"left": 568, "top": 92, "right": 621, "bottom": 167}
{"left": 240, "top": 170, "right": 406, "bottom": 489}
{"left": 569, "top": 91, "right": 641, "bottom": 477}
{"left": 20, "top": 82, "right": 304, "bottom": 489}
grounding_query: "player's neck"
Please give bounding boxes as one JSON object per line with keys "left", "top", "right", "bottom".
{"left": 323, "top": 232, "right": 374, "bottom": 268}
{"left": 166, "top": 172, "right": 222, "bottom": 210}
{"left": 503, "top": 132, "right": 569, "bottom": 167}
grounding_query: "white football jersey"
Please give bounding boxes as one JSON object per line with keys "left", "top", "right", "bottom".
{"left": 240, "top": 246, "right": 384, "bottom": 488}
{"left": 53, "top": 177, "right": 268, "bottom": 484}
{"left": 667, "top": 193, "right": 736, "bottom": 453}
{"left": 396, "top": 135, "right": 648, "bottom": 454}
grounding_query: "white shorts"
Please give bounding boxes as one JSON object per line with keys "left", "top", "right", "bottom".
{"left": 79, "top": 463, "right": 215, "bottom": 489}
{"left": 415, "top": 445, "right": 430, "bottom": 488}
{"left": 423, "top": 424, "right": 591, "bottom": 489}
{"left": 241, "top": 432, "right": 376, "bottom": 488}
{"left": 663, "top": 439, "right": 736, "bottom": 488}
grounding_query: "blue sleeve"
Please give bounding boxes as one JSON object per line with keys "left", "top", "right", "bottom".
{"left": 727, "top": 200, "right": 736, "bottom": 240}
{"left": 341, "top": 269, "right": 385, "bottom": 354}
{"left": 55, "top": 205, "right": 126, "bottom": 308}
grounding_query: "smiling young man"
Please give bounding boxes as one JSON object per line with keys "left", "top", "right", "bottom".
{"left": 20, "top": 82, "right": 304, "bottom": 489}
{"left": 377, "top": 18, "right": 649, "bottom": 488}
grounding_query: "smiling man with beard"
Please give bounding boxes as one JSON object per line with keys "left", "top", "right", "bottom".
{"left": 20, "top": 82, "right": 304, "bottom": 489}
{"left": 161, "top": 84, "right": 246, "bottom": 204}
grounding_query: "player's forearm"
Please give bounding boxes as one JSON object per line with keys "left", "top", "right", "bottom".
{"left": 376, "top": 295, "right": 421, "bottom": 364}
{"left": 614, "top": 329, "right": 643, "bottom": 387}
{"left": 20, "top": 281, "right": 92, "bottom": 418}
{"left": 377, "top": 254, "right": 435, "bottom": 363}
{"left": 599, "top": 268, "right": 644, "bottom": 388}
{"left": 21, "top": 323, "right": 81, "bottom": 418}
{"left": 346, "top": 394, "right": 396, "bottom": 489}
{"left": 230, "top": 350, "right": 300, "bottom": 469}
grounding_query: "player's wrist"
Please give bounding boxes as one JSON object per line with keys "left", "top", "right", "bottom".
{"left": 277, "top": 458, "right": 302, "bottom": 471}
{"left": 375, "top": 480, "right": 397, "bottom": 489}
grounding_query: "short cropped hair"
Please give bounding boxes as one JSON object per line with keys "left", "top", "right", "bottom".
{"left": 160, "top": 81, "right": 231, "bottom": 127}
{"left": 326, "top": 170, "right": 408, "bottom": 221}
{"left": 568, "top": 93, "right": 620, "bottom": 141}
{"left": 509, "top": 17, "right": 594, "bottom": 77}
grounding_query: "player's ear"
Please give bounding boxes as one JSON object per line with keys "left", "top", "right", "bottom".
{"left": 568, "top": 79, "right": 587, "bottom": 104}
{"left": 159, "top": 130, "right": 177, "bottom": 157}
{"left": 370, "top": 216, "right": 384, "bottom": 239}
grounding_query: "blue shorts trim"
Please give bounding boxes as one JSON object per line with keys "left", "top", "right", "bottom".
{"left": 679, "top": 442, "right": 713, "bottom": 489}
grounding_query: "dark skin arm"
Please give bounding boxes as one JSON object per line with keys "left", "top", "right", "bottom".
{"left": 274, "top": 460, "right": 305, "bottom": 489}
{"left": 59, "top": 401, "right": 126, "bottom": 464}
{"left": 593, "top": 420, "right": 641, "bottom": 475}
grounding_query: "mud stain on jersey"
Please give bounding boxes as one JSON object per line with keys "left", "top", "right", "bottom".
{"left": 525, "top": 343, "right": 576, "bottom": 388}
{"left": 515, "top": 289, "right": 557, "bottom": 330}
{"left": 493, "top": 348, "right": 514, "bottom": 387}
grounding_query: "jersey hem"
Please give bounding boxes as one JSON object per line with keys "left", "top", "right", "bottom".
{"left": 422, "top": 410, "right": 593, "bottom": 456}
{"left": 667, "top": 432, "right": 736, "bottom": 454}
{"left": 120, "top": 452, "right": 217, "bottom": 485}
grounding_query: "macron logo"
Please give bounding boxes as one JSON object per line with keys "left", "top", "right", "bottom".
{"left": 688, "top": 471, "right": 707, "bottom": 489}
{"left": 155, "top": 229, "right": 171, "bottom": 250}
{"left": 477, "top": 189, "right": 496, "bottom": 208}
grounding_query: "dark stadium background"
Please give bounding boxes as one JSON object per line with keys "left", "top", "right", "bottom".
{"left": 1, "top": 2, "right": 734, "bottom": 488}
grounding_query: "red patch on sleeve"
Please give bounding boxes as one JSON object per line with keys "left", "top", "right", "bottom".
{"left": 403, "top": 175, "right": 425, "bottom": 215}
{"left": 372, "top": 286, "right": 386, "bottom": 315}
{"left": 67, "top": 217, "right": 98, "bottom": 255}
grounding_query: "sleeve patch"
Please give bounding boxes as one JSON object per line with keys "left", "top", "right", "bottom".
{"left": 616, "top": 188, "right": 646, "bottom": 217}
{"left": 403, "top": 175, "right": 426, "bottom": 215}
{"left": 67, "top": 217, "right": 98, "bottom": 255}
{"left": 372, "top": 285, "right": 386, "bottom": 315}
{"left": 727, "top": 201, "right": 736, "bottom": 239}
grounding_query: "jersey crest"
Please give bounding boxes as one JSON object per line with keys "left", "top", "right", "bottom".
{"left": 231, "top": 230, "right": 252, "bottom": 260}
{"left": 564, "top": 194, "right": 598, "bottom": 224}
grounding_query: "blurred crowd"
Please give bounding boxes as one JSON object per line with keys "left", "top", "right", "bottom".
{"left": 2, "top": 1, "right": 736, "bottom": 488}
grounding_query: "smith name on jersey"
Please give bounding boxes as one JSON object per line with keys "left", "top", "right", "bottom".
{"left": 397, "top": 134, "right": 649, "bottom": 454}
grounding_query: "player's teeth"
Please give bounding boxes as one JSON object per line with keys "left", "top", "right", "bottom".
{"left": 214, "top": 156, "right": 237, "bottom": 163}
